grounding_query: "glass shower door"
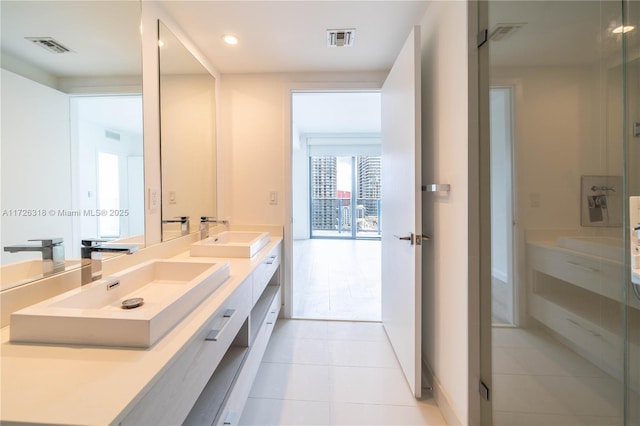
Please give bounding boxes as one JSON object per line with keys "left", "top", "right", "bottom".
{"left": 483, "top": 1, "right": 638, "bottom": 424}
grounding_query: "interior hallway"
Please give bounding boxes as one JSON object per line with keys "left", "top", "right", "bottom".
{"left": 292, "top": 239, "right": 381, "bottom": 321}
{"left": 239, "top": 320, "right": 446, "bottom": 425}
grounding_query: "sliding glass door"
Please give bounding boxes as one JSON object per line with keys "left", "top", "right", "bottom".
{"left": 310, "top": 155, "right": 381, "bottom": 239}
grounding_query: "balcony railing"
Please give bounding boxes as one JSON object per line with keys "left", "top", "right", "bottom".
{"left": 311, "top": 197, "right": 381, "bottom": 238}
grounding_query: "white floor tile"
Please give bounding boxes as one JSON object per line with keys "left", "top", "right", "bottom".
{"left": 263, "top": 333, "right": 330, "bottom": 365}
{"left": 272, "top": 319, "right": 329, "bottom": 340}
{"left": 293, "top": 239, "right": 381, "bottom": 321}
{"left": 325, "top": 320, "right": 387, "bottom": 341}
{"left": 241, "top": 320, "right": 446, "bottom": 425}
{"left": 494, "top": 410, "right": 622, "bottom": 426}
{"left": 249, "top": 362, "right": 331, "bottom": 402}
{"left": 328, "top": 339, "right": 399, "bottom": 368}
{"left": 329, "top": 366, "right": 416, "bottom": 406}
{"left": 331, "top": 401, "right": 447, "bottom": 425}
{"left": 492, "top": 344, "right": 604, "bottom": 378}
{"left": 493, "top": 373, "right": 623, "bottom": 417}
{"left": 239, "top": 398, "right": 332, "bottom": 426}
{"left": 491, "top": 325, "right": 629, "bottom": 423}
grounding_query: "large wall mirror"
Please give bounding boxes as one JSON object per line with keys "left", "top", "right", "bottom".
{"left": 158, "top": 21, "right": 217, "bottom": 241}
{"left": 0, "top": 1, "right": 144, "bottom": 291}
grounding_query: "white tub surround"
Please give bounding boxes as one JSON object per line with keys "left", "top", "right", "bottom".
{"left": 1, "top": 232, "right": 282, "bottom": 425}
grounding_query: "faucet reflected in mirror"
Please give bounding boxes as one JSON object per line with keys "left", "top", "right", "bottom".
{"left": 3, "top": 238, "right": 65, "bottom": 276}
{"left": 80, "top": 239, "right": 138, "bottom": 285}
{"left": 162, "top": 216, "right": 190, "bottom": 236}
{"left": 200, "top": 217, "right": 229, "bottom": 239}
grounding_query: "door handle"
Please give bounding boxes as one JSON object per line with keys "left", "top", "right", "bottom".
{"left": 205, "top": 308, "right": 236, "bottom": 341}
{"left": 394, "top": 233, "right": 414, "bottom": 245}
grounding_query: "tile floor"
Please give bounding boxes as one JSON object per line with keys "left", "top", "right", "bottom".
{"left": 492, "top": 326, "right": 628, "bottom": 425}
{"left": 239, "top": 320, "right": 447, "bottom": 425}
{"left": 292, "top": 239, "right": 381, "bottom": 321}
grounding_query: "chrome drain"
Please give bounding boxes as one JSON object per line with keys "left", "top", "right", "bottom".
{"left": 121, "top": 297, "right": 144, "bottom": 309}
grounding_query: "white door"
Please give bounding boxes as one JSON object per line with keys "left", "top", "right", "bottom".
{"left": 381, "top": 26, "right": 422, "bottom": 398}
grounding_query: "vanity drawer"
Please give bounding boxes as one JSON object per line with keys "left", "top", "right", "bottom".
{"left": 528, "top": 244, "right": 622, "bottom": 301}
{"left": 217, "top": 287, "right": 281, "bottom": 426}
{"left": 120, "top": 277, "right": 252, "bottom": 426}
{"left": 252, "top": 244, "right": 281, "bottom": 304}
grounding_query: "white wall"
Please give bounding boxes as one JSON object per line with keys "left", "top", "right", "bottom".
{"left": 218, "top": 72, "right": 386, "bottom": 226}
{"left": 419, "top": 1, "right": 470, "bottom": 424}
{"left": 291, "top": 124, "right": 309, "bottom": 239}
{"left": 0, "top": 69, "right": 74, "bottom": 265}
{"left": 492, "top": 66, "right": 606, "bottom": 232}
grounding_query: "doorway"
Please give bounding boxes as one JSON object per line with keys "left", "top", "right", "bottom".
{"left": 291, "top": 91, "right": 382, "bottom": 321}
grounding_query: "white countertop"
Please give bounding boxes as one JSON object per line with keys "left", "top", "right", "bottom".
{"left": 0, "top": 237, "right": 281, "bottom": 425}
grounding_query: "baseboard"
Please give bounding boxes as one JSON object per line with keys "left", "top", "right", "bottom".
{"left": 422, "top": 359, "right": 463, "bottom": 426}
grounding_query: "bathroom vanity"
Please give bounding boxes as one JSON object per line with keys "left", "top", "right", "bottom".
{"left": 526, "top": 232, "right": 640, "bottom": 389}
{"left": 0, "top": 234, "right": 282, "bottom": 425}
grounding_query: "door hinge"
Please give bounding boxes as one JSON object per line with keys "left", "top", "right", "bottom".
{"left": 479, "top": 380, "right": 490, "bottom": 401}
{"left": 477, "top": 29, "right": 488, "bottom": 48}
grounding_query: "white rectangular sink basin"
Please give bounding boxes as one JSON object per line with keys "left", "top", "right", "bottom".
{"left": 10, "top": 259, "right": 230, "bottom": 348}
{"left": 556, "top": 236, "right": 623, "bottom": 261}
{"left": 190, "top": 231, "right": 270, "bottom": 258}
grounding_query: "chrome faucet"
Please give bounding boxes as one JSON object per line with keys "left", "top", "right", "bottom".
{"left": 81, "top": 239, "right": 137, "bottom": 285}
{"left": 162, "top": 216, "right": 190, "bottom": 235}
{"left": 4, "top": 238, "right": 65, "bottom": 276}
{"left": 200, "top": 217, "right": 229, "bottom": 239}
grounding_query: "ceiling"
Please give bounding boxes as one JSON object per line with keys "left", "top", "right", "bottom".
{"left": 0, "top": 1, "right": 142, "bottom": 78}
{"left": 1, "top": 1, "right": 635, "bottom": 78}
{"left": 489, "top": 1, "right": 631, "bottom": 67}
{"left": 160, "top": 1, "right": 429, "bottom": 74}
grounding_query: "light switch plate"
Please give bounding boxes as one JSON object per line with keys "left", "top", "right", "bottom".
{"left": 148, "top": 187, "right": 160, "bottom": 211}
{"left": 269, "top": 191, "right": 278, "bottom": 205}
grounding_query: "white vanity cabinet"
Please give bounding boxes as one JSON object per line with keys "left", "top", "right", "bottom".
{"left": 120, "top": 275, "right": 253, "bottom": 425}
{"left": 526, "top": 240, "right": 639, "bottom": 390}
{"left": 123, "top": 240, "right": 283, "bottom": 426}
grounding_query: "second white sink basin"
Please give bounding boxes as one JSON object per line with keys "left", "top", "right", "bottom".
{"left": 190, "top": 231, "right": 270, "bottom": 258}
{"left": 10, "top": 259, "right": 230, "bottom": 347}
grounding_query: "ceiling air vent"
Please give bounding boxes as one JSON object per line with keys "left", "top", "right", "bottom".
{"left": 25, "top": 37, "right": 73, "bottom": 54}
{"left": 489, "top": 23, "right": 526, "bottom": 41}
{"left": 327, "top": 29, "right": 356, "bottom": 47}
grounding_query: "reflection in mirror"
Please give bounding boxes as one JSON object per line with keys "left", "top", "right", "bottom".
{"left": 0, "top": 1, "right": 144, "bottom": 291}
{"left": 158, "top": 21, "right": 217, "bottom": 242}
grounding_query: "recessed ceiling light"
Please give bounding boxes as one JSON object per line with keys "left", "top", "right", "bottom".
{"left": 222, "top": 34, "right": 239, "bottom": 45}
{"left": 612, "top": 25, "right": 635, "bottom": 34}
